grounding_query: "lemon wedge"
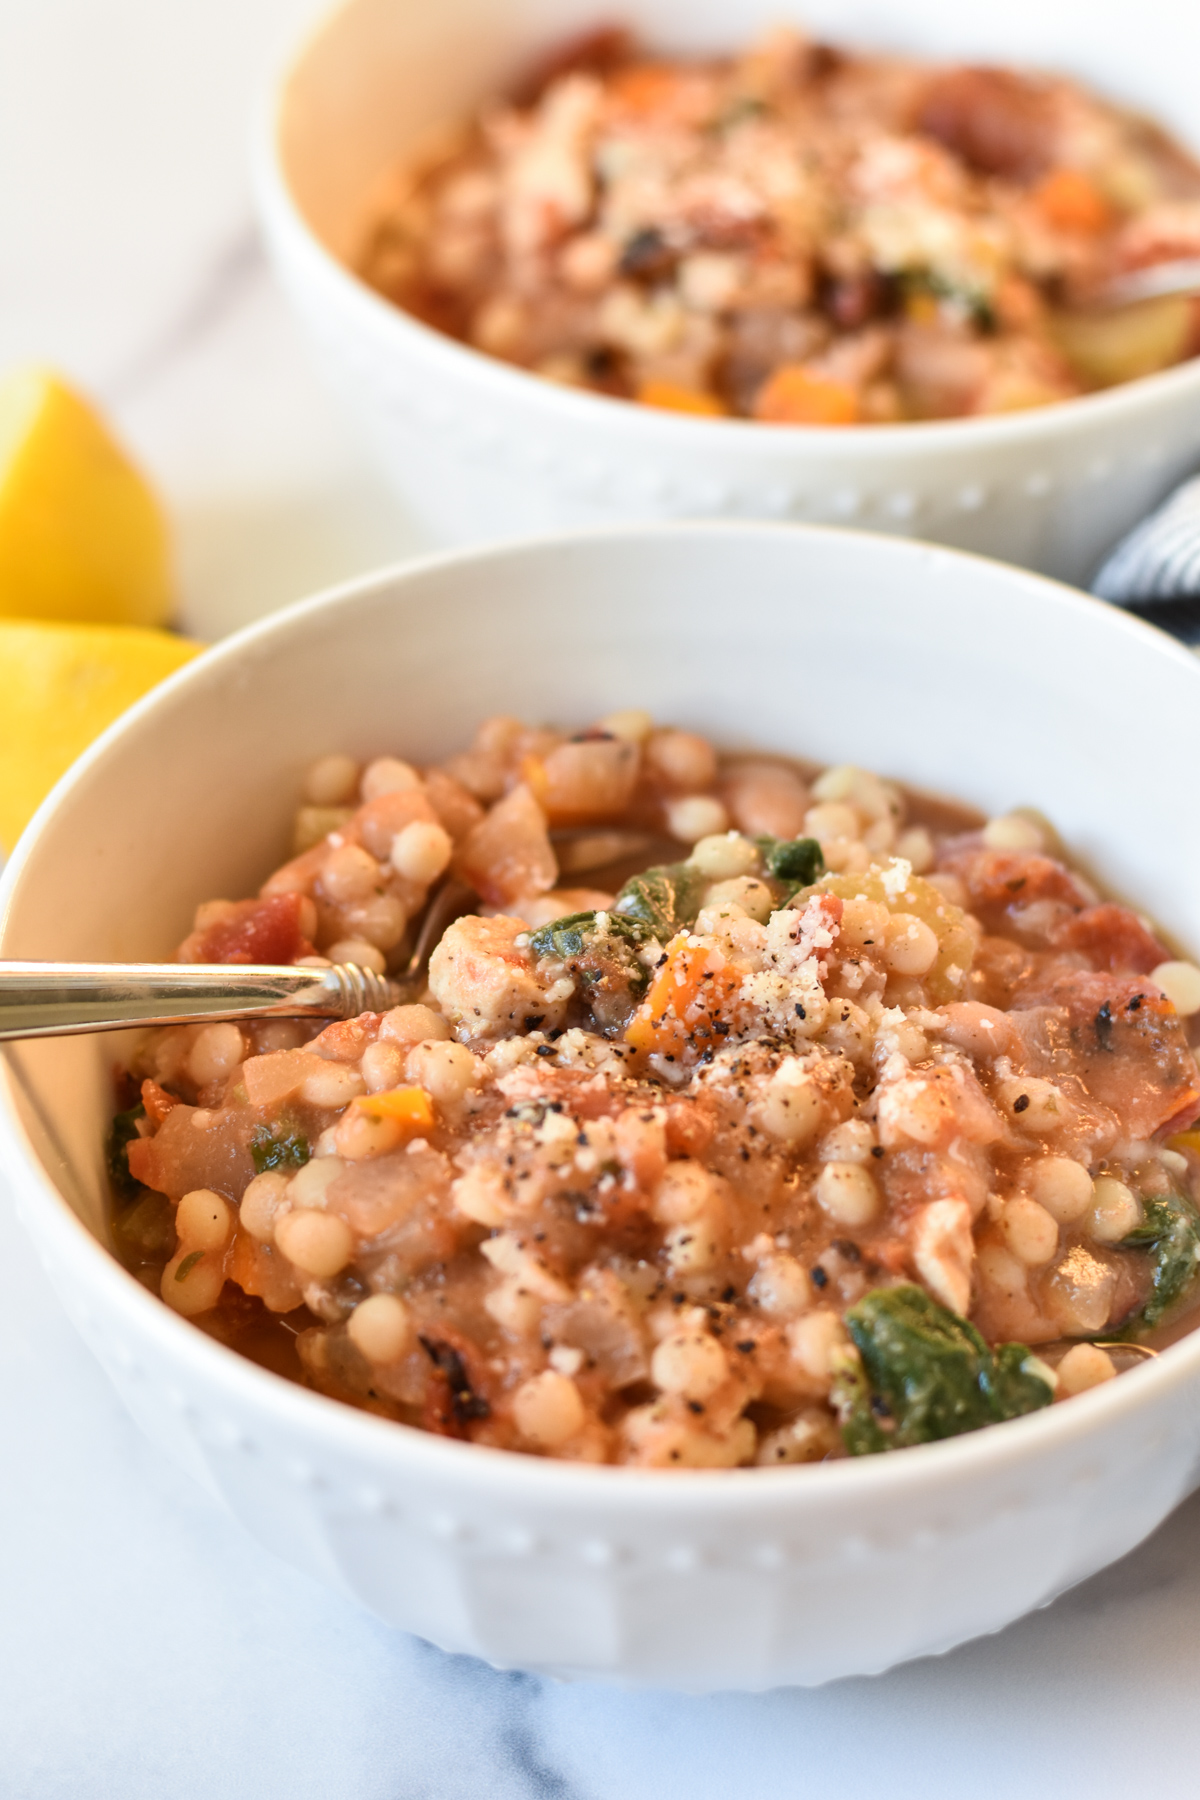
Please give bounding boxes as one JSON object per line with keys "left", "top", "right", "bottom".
{"left": 0, "top": 618, "right": 201, "bottom": 853}
{"left": 0, "top": 367, "right": 172, "bottom": 627}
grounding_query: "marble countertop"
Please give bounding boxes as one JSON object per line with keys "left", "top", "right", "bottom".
{"left": 4, "top": 4, "right": 1200, "bottom": 1794}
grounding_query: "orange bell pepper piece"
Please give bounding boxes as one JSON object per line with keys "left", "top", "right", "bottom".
{"left": 625, "top": 933, "right": 741, "bottom": 1060}
{"left": 636, "top": 380, "right": 727, "bottom": 417}
{"left": 353, "top": 1085, "right": 435, "bottom": 1136}
{"left": 1033, "top": 168, "right": 1112, "bottom": 236}
{"left": 753, "top": 365, "right": 859, "bottom": 425}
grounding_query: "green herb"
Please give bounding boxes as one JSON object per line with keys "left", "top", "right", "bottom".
{"left": 755, "top": 835, "right": 825, "bottom": 897}
{"left": 1115, "top": 1192, "right": 1200, "bottom": 1334}
{"left": 613, "top": 861, "right": 708, "bottom": 939}
{"left": 250, "top": 1122, "right": 311, "bottom": 1174}
{"left": 175, "top": 1250, "right": 204, "bottom": 1282}
{"left": 529, "top": 908, "right": 652, "bottom": 1034}
{"left": 833, "top": 1285, "right": 1053, "bottom": 1456}
{"left": 106, "top": 1101, "right": 146, "bottom": 1203}
{"left": 529, "top": 910, "right": 649, "bottom": 960}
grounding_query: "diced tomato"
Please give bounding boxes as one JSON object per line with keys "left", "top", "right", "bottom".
{"left": 937, "top": 846, "right": 1087, "bottom": 921}
{"left": 140, "top": 1078, "right": 179, "bottom": 1126}
{"left": 1050, "top": 903, "right": 1168, "bottom": 975}
{"left": 1012, "top": 970, "right": 1200, "bottom": 1137}
{"left": 455, "top": 782, "right": 556, "bottom": 907}
{"left": 177, "top": 892, "right": 313, "bottom": 966}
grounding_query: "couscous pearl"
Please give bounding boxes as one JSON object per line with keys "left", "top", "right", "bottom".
{"left": 982, "top": 814, "right": 1044, "bottom": 853}
{"left": 651, "top": 1329, "right": 729, "bottom": 1401}
{"left": 999, "top": 1196, "right": 1059, "bottom": 1266}
{"left": 345, "top": 894, "right": 408, "bottom": 951}
{"left": 665, "top": 794, "right": 728, "bottom": 843}
{"left": 703, "top": 875, "right": 774, "bottom": 922}
{"left": 688, "top": 832, "right": 758, "bottom": 880}
{"left": 758, "top": 1061, "right": 824, "bottom": 1146}
{"left": 645, "top": 729, "right": 717, "bottom": 792}
{"left": 347, "top": 1293, "right": 414, "bottom": 1364}
{"left": 379, "top": 1003, "right": 453, "bottom": 1045}
{"left": 513, "top": 1370, "right": 587, "bottom": 1447}
{"left": 651, "top": 1159, "right": 722, "bottom": 1225}
{"left": 664, "top": 1220, "right": 721, "bottom": 1275}
{"left": 304, "top": 752, "right": 360, "bottom": 807}
{"left": 839, "top": 896, "right": 888, "bottom": 949}
{"left": 187, "top": 1022, "right": 246, "bottom": 1088}
{"left": 749, "top": 1252, "right": 812, "bottom": 1317}
{"left": 239, "top": 1170, "right": 291, "bottom": 1242}
{"left": 287, "top": 1156, "right": 347, "bottom": 1209}
{"left": 390, "top": 820, "right": 453, "bottom": 885}
{"left": 360, "top": 756, "right": 421, "bottom": 801}
{"left": 319, "top": 844, "right": 379, "bottom": 905}
{"left": 1056, "top": 1343, "right": 1117, "bottom": 1396}
{"left": 325, "top": 938, "right": 387, "bottom": 975}
{"left": 804, "top": 801, "right": 860, "bottom": 842}
{"left": 786, "top": 1310, "right": 846, "bottom": 1384}
{"left": 894, "top": 826, "right": 934, "bottom": 873}
{"left": 176, "top": 1188, "right": 234, "bottom": 1253}
{"left": 1152, "top": 960, "right": 1200, "bottom": 1017}
{"left": 1089, "top": 1175, "right": 1141, "bottom": 1243}
{"left": 300, "top": 1061, "right": 367, "bottom": 1110}
{"left": 333, "top": 1107, "right": 406, "bottom": 1161}
{"left": 161, "top": 1251, "right": 225, "bottom": 1317}
{"left": 883, "top": 913, "right": 939, "bottom": 976}
{"left": 406, "top": 1040, "right": 479, "bottom": 1106}
{"left": 598, "top": 708, "right": 653, "bottom": 743}
{"left": 814, "top": 1161, "right": 880, "bottom": 1227}
{"left": 1029, "top": 1157, "right": 1094, "bottom": 1224}
{"left": 275, "top": 1208, "right": 354, "bottom": 1278}
{"left": 362, "top": 1040, "right": 405, "bottom": 1093}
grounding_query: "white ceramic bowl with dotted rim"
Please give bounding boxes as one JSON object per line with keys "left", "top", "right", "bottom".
{"left": 254, "top": 0, "right": 1200, "bottom": 586}
{"left": 4, "top": 523, "right": 1200, "bottom": 1691}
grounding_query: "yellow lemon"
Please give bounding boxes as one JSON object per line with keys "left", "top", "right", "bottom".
{"left": 0, "top": 367, "right": 172, "bottom": 627}
{"left": 0, "top": 619, "right": 201, "bottom": 853}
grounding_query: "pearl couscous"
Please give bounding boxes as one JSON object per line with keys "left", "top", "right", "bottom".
{"left": 109, "top": 713, "right": 1200, "bottom": 1467}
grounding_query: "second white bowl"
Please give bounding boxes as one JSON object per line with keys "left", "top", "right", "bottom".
{"left": 256, "top": 0, "right": 1200, "bottom": 584}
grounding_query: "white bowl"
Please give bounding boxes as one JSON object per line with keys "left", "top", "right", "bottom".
{"left": 5, "top": 524, "right": 1200, "bottom": 1692}
{"left": 256, "top": 0, "right": 1200, "bottom": 586}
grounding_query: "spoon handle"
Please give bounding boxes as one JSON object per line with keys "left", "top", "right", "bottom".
{"left": 0, "top": 961, "right": 403, "bottom": 1041}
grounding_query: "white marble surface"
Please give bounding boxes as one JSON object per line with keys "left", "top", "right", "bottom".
{"left": 4, "top": 3, "right": 1200, "bottom": 1794}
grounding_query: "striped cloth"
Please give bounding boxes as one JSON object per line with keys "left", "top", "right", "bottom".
{"left": 1092, "top": 474, "right": 1200, "bottom": 645}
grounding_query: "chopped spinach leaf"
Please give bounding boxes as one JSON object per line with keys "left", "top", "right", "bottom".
{"left": 833, "top": 1285, "right": 1053, "bottom": 1455}
{"left": 528, "top": 908, "right": 652, "bottom": 1034}
{"left": 529, "top": 910, "right": 649, "bottom": 960}
{"left": 1116, "top": 1191, "right": 1200, "bottom": 1334}
{"left": 755, "top": 834, "right": 825, "bottom": 896}
{"left": 175, "top": 1250, "right": 204, "bottom": 1282}
{"left": 613, "top": 861, "right": 708, "bottom": 939}
{"left": 106, "top": 1101, "right": 146, "bottom": 1203}
{"left": 113, "top": 1189, "right": 174, "bottom": 1257}
{"left": 250, "top": 1122, "right": 311, "bottom": 1174}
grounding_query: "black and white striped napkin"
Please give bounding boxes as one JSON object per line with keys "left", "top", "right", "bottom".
{"left": 1092, "top": 473, "right": 1200, "bottom": 645}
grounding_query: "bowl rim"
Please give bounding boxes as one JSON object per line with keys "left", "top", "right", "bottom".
{"left": 5, "top": 517, "right": 1200, "bottom": 1512}
{"left": 253, "top": 0, "right": 1200, "bottom": 456}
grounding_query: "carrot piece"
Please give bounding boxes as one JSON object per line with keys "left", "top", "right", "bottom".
{"left": 140, "top": 1077, "right": 179, "bottom": 1127}
{"left": 625, "top": 932, "right": 741, "bottom": 1059}
{"left": 353, "top": 1085, "right": 435, "bottom": 1135}
{"left": 610, "top": 64, "right": 694, "bottom": 115}
{"left": 753, "top": 365, "right": 859, "bottom": 425}
{"left": 1033, "top": 168, "right": 1112, "bottom": 235}
{"left": 636, "top": 380, "right": 727, "bottom": 418}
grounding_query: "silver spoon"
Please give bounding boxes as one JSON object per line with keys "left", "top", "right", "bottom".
{"left": 0, "top": 880, "right": 475, "bottom": 1042}
{"left": 1087, "top": 257, "right": 1200, "bottom": 310}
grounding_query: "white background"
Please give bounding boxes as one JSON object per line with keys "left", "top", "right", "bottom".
{"left": 4, "top": 3, "right": 1200, "bottom": 1794}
